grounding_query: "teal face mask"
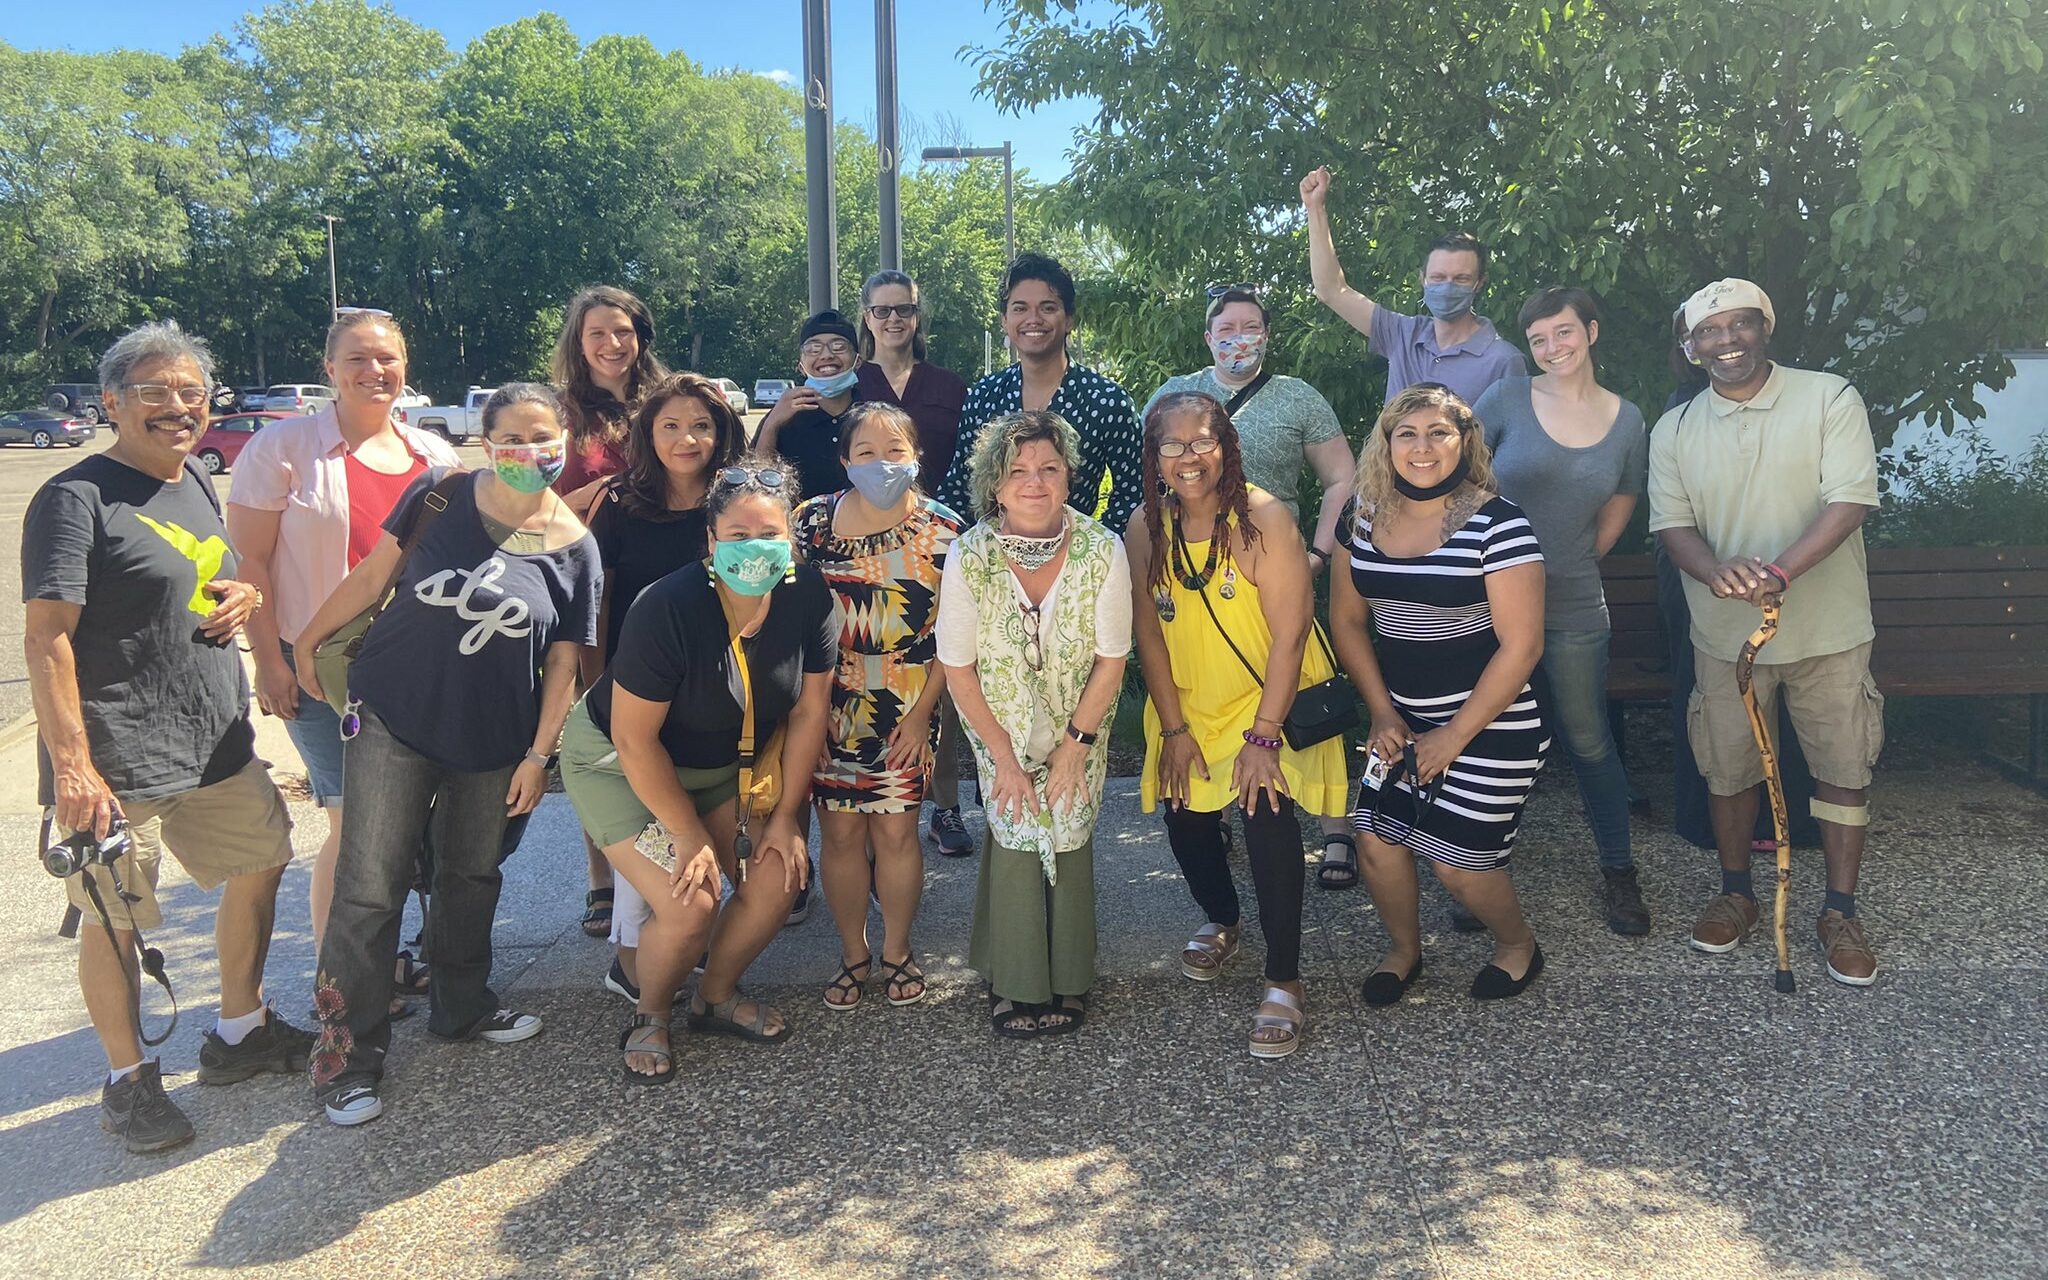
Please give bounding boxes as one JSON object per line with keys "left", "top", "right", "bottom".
{"left": 485, "top": 439, "right": 567, "bottom": 493}
{"left": 711, "top": 538, "right": 793, "bottom": 595}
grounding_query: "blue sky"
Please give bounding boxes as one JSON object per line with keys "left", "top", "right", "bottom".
{"left": 1, "top": 0, "right": 1120, "bottom": 179}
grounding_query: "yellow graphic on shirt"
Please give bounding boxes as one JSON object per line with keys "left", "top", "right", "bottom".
{"left": 134, "top": 514, "right": 230, "bottom": 615}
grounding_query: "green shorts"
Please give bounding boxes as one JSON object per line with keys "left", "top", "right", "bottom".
{"left": 559, "top": 699, "right": 740, "bottom": 848}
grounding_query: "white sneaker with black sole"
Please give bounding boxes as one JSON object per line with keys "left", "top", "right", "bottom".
{"left": 324, "top": 1083, "right": 383, "bottom": 1127}
{"left": 474, "top": 1009, "right": 543, "bottom": 1043}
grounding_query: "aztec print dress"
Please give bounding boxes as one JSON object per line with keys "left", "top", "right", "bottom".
{"left": 1347, "top": 494, "right": 1550, "bottom": 871}
{"left": 794, "top": 492, "right": 964, "bottom": 812}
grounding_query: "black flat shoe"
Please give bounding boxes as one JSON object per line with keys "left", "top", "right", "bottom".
{"left": 1361, "top": 957, "right": 1423, "bottom": 1007}
{"left": 1471, "top": 945, "right": 1545, "bottom": 1000}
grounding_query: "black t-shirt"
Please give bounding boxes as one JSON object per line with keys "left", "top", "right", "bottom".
{"left": 585, "top": 563, "right": 836, "bottom": 769}
{"left": 773, "top": 406, "right": 851, "bottom": 502}
{"left": 585, "top": 487, "right": 709, "bottom": 662}
{"left": 350, "top": 470, "right": 602, "bottom": 771}
{"left": 22, "top": 454, "right": 253, "bottom": 803}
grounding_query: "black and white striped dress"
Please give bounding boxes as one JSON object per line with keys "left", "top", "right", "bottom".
{"left": 1348, "top": 495, "right": 1550, "bottom": 871}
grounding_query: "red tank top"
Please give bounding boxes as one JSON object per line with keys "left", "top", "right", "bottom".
{"left": 344, "top": 450, "right": 429, "bottom": 567}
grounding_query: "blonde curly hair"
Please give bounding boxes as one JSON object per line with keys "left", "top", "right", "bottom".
{"left": 1354, "top": 384, "right": 1499, "bottom": 521}
{"left": 966, "top": 409, "right": 1083, "bottom": 521}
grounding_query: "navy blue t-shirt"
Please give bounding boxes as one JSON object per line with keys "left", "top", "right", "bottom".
{"left": 351, "top": 469, "right": 601, "bottom": 770}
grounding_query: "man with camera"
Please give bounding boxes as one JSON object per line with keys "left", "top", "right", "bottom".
{"left": 23, "top": 321, "right": 313, "bottom": 1153}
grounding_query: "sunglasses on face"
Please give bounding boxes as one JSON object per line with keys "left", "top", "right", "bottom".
{"left": 865, "top": 304, "right": 919, "bottom": 320}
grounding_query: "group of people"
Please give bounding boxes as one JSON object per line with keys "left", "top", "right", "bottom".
{"left": 27, "top": 166, "right": 1886, "bottom": 1155}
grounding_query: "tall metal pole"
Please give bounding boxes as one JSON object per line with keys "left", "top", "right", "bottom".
{"left": 1002, "top": 142, "right": 1015, "bottom": 265}
{"left": 323, "top": 215, "right": 340, "bottom": 319}
{"left": 875, "top": 0, "right": 901, "bottom": 273}
{"left": 801, "top": 0, "right": 838, "bottom": 312}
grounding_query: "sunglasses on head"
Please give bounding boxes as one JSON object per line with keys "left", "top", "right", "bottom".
{"left": 714, "top": 465, "right": 789, "bottom": 492}
{"left": 1206, "top": 283, "right": 1260, "bottom": 299}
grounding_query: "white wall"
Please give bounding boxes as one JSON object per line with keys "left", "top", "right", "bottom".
{"left": 1885, "top": 349, "right": 2048, "bottom": 466}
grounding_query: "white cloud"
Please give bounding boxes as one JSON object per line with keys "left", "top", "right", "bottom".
{"left": 760, "top": 68, "right": 796, "bottom": 86}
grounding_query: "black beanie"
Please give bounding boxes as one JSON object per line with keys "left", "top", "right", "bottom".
{"left": 799, "top": 309, "right": 858, "bottom": 346}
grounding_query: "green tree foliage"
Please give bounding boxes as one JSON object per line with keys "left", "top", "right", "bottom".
{"left": 0, "top": 1, "right": 1041, "bottom": 406}
{"left": 977, "top": 0, "right": 2048, "bottom": 443}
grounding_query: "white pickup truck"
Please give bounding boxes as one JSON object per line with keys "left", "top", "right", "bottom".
{"left": 400, "top": 387, "right": 497, "bottom": 442}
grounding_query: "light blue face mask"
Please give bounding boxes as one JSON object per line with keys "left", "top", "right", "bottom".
{"left": 845, "top": 458, "right": 918, "bottom": 508}
{"left": 1423, "top": 281, "right": 1477, "bottom": 321}
{"left": 805, "top": 369, "right": 860, "bottom": 398}
{"left": 711, "top": 538, "right": 793, "bottom": 596}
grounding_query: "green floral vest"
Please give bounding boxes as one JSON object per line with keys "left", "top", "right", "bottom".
{"left": 952, "top": 510, "right": 1121, "bottom": 882}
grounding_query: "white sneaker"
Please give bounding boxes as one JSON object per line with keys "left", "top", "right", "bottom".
{"left": 475, "top": 1009, "right": 543, "bottom": 1043}
{"left": 324, "top": 1083, "right": 383, "bottom": 1127}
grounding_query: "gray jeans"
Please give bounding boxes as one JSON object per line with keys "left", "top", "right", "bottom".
{"left": 311, "top": 709, "right": 515, "bottom": 1100}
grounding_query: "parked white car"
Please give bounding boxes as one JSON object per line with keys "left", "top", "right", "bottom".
{"left": 262, "top": 383, "right": 336, "bottom": 414}
{"left": 394, "top": 384, "right": 431, "bottom": 410}
{"left": 401, "top": 387, "right": 497, "bottom": 442}
{"left": 712, "top": 378, "right": 750, "bottom": 415}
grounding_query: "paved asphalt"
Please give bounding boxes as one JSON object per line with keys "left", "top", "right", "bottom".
{"left": 0, "top": 434, "right": 2041, "bottom": 1278}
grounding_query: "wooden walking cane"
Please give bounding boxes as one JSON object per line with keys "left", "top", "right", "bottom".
{"left": 1736, "top": 592, "right": 1794, "bottom": 994}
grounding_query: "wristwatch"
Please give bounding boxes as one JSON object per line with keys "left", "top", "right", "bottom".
{"left": 524, "top": 749, "right": 557, "bottom": 770}
{"left": 1066, "top": 723, "right": 1098, "bottom": 746}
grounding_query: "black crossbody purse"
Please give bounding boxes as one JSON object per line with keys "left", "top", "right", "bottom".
{"left": 1192, "top": 580, "right": 1360, "bottom": 750}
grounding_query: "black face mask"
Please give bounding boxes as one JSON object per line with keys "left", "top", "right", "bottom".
{"left": 1392, "top": 454, "right": 1471, "bottom": 502}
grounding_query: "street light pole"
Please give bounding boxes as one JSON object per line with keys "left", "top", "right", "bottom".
{"left": 920, "top": 144, "right": 1015, "bottom": 265}
{"left": 875, "top": 0, "right": 902, "bottom": 273}
{"left": 323, "top": 215, "right": 340, "bottom": 320}
{"left": 801, "top": 0, "right": 838, "bottom": 312}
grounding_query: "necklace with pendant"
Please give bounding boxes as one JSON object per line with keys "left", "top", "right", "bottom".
{"left": 1169, "top": 516, "right": 1223, "bottom": 590}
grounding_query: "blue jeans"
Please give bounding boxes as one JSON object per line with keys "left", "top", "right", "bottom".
{"left": 278, "top": 642, "right": 345, "bottom": 807}
{"left": 1539, "top": 628, "right": 1635, "bottom": 871}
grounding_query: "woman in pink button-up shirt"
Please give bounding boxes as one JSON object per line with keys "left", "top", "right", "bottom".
{"left": 226, "top": 313, "right": 459, "bottom": 984}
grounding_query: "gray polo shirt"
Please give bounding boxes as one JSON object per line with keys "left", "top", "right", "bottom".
{"left": 1369, "top": 306, "right": 1529, "bottom": 404}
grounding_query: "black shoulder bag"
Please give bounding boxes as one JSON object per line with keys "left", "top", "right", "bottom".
{"left": 1191, "top": 577, "right": 1359, "bottom": 750}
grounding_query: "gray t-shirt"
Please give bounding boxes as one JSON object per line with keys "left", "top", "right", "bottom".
{"left": 1474, "top": 377, "right": 1648, "bottom": 631}
{"left": 1143, "top": 369, "right": 1344, "bottom": 517}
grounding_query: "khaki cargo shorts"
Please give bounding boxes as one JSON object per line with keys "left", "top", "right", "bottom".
{"left": 61, "top": 759, "right": 295, "bottom": 930}
{"left": 1688, "top": 641, "right": 1884, "bottom": 796}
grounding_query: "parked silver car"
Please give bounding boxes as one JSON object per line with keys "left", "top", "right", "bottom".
{"left": 752, "top": 379, "right": 792, "bottom": 409}
{"left": 712, "top": 378, "right": 750, "bottom": 414}
{"left": 261, "top": 383, "right": 336, "bottom": 414}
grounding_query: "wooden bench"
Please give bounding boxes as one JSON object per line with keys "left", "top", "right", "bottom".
{"left": 1600, "top": 546, "right": 2048, "bottom": 786}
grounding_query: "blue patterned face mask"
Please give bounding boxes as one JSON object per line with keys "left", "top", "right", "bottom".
{"left": 805, "top": 369, "right": 860, "bottom": 398}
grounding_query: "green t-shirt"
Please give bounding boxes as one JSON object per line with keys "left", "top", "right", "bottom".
{"left": 1144, "top": 369, "right": 1344, "bottom": 517}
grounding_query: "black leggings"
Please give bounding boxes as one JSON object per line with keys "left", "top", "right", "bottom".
{"left": 1163, "top": 798, "right": 1305, "bottom": 982}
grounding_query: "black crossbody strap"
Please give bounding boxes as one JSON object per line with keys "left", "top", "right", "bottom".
{"left": 1222, "top": 371, "right": 1273, "bottom": 418}
{"left": 1193, "top": 576, "right": 1342, "bottom": 688}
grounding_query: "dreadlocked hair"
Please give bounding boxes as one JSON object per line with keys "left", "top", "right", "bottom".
{"left": 1141, "top": 391, "right": 1260, "bottom": 594}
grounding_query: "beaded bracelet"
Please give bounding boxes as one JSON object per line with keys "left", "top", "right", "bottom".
{"left": 1242, "top": 729, "right": 1283, "bottom": 751}
{"left": 1160, "top": 724, "right": 1192, "bottom": 739}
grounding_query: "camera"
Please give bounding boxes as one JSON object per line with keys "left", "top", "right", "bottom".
{"left": 44, "top": 819, "right": 133, "bottom": 878}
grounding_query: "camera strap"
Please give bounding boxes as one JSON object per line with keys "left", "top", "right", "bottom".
{"left": 46, "top": 812, "right": 178, "bottom": 1048}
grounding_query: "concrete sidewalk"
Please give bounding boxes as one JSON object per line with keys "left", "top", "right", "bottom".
{"left": 0, "top": 746, "right": 2042, "bottom": 1279}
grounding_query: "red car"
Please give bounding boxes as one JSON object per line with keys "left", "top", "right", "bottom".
{"left": 196, "top": 411, "right": 288, "bottom": 474}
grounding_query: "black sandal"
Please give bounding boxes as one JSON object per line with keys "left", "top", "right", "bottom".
{"left": 392, "top": 949, "right": 430, "bottom": 996}
{"left": 822, "top": 956, "right": 872, "bottom": 1011}
{"left": 1037, "top": 995, "right": 1085, "bottom": 1037}
{"left": 990, "top": 996, "right": 1040, "bottom": 1039}
{"left": 1318, "top": 834, "right": 1360, "bottom": 890}
{"left": 879, "top": 955, "right": 927, "bottom": 1007}
{"left": 580, "top": 887, "right": 614, "bottom": 938}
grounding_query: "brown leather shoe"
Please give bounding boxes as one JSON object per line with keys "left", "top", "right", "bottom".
{"left": 1689, "top": 893, "right": 1760, "bottom": 954}
{"left": 1818, "top": 911, "right": 1878, "bottom": 986}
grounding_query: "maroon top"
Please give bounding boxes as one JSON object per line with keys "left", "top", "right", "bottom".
{"left": 855, "top": 361, "right": 968, "bottom": 497}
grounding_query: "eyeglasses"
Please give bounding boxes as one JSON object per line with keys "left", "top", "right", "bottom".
{"left": 865, "top": 304, "right": 919, "bottom": 321}
{"left": 1156, "top": 437, "right": 1222, "bottom": 459}
{"left": 124, "top": 384, "right": 211, "bottom": 408}
{"left": 1019, "top": 602, "right": 1044, "bottom": 672}
{"left": 800, "top": 339, "right": 854, "bottom": 358}
{"left": 714, "top": 465, "right": 789, "bottom": 492}
{"left": 1688, "top": 313, "right": 1767, "bottom": 346}
{"left": 1206, "top": 283, "right": 1259, "bottom": 299}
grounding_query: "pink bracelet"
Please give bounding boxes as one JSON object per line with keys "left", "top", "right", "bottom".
{"left": 1242, "top": 729, "right": 1283, "bottom": 752}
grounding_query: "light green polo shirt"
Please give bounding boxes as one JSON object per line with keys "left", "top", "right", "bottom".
{"left": 1647, "top": 364, "right": 1880, "bottom": 664}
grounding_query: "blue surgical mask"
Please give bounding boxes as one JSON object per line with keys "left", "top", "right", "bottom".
{"left": 1423, "top": 281, "right": 1477, "bottom": 321}
{"left": 711, "top": 538, "right": 793, "bottom": 596}
{"left": 845, "top": 458, "right": 918, "bottom": 508}
{"left": 805, "top": 369, "right": 860, "bottom": 398}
